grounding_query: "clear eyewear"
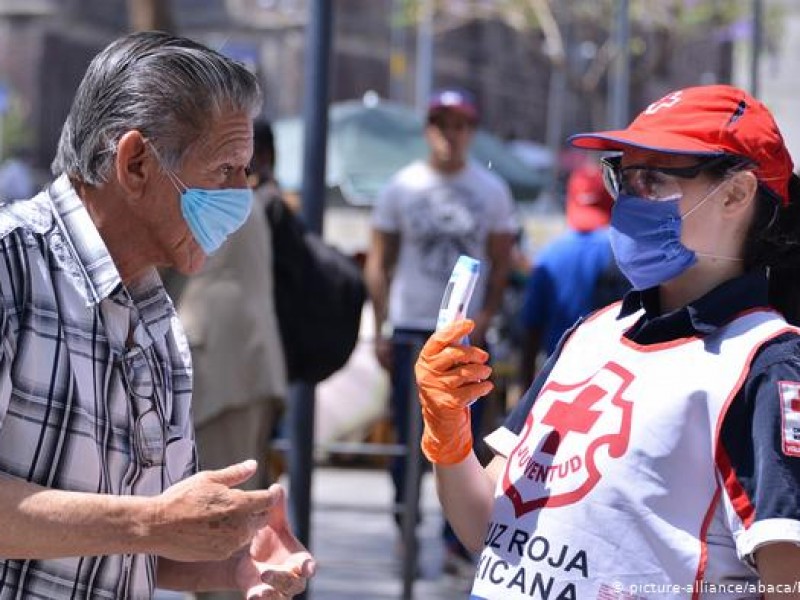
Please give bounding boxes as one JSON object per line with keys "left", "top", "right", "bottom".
{"left": 119, "top": 344, "right": 167, "bottom": 468}
{"left": 600, "top": 154, "right": 733, "bottom": 202}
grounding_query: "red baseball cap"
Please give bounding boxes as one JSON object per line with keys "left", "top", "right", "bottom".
{"left": 566, "top": 163, "right": 613, "bottom": 232}
{"left": 568, "top": 85, "right": 794, "bottom": 205}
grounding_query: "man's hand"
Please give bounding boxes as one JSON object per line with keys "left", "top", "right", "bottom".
{"left": 234, "top": 484, "right": 315, "bottom": 599}
{"left": 415, "top": 320, "right": 494, "bottom": 465}
{"left": 374, "top": 336, "right": 393, "bottom": 371}
{"left": 148, "top": 460, "right": 277, "bottom": 562}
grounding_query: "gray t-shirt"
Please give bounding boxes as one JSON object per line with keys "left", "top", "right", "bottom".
{"left": 372, "top": 159, "right": 517, "bottom": 330}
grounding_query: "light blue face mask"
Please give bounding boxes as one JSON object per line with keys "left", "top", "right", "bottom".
{"left": 167, "top": 172, "right": 253, "bottom": 255}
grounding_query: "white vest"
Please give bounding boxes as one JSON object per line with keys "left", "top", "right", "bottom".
{"left": 472, "top": 305, "right": 792, "bottom": 600}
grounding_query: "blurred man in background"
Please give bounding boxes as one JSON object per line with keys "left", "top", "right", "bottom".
{"left": 365, "top": 87, "right": 516, "bottom": 576}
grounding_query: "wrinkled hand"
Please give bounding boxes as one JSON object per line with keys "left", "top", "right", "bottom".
{"left": 415, "top": 320, "right": 494, "bottom": 465}
{"left": 149, "top": 460, "right": 276, "bottom": 562}
{"left": 234, "top": 484, "right": 316, "bottom": 600}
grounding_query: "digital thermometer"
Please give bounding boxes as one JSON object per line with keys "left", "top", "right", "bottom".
{"left": 436, "top": 255, "right": 481, "bottom": 338}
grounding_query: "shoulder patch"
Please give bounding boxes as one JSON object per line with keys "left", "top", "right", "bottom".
{"left": 779, "top": 381, "right": 800, "bottom": 457}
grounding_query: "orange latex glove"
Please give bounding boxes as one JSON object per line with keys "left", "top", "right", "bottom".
{"left": 414, "top": 320, "right": 494, "bottom": 465}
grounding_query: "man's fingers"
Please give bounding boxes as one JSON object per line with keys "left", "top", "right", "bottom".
{"left": 249, "top": 510, "right": 270, "bottom": 530}
{"left": 205, "top": 459, "right": 258, "bottom": 487}
{"left": 245, "top": 583, "right": 283, "bottom": 600}
{"left": 260, "top": 566, "right": 308, "bottom": 597}
{"left": 295, "top": 556, "right": 316, "bottom": 578}
{"left": 266, "top": 483, "right": 288, "bottom": 506}
{"left": 237, "top": 487, "right": 281, "bottom": 514}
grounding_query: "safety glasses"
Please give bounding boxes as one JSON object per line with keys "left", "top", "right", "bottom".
{"left": 600, "top": 154, "right": 734, "bottom": 202}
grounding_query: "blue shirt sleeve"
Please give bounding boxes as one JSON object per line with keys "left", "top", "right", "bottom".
{"left": 519, "top": 262, "right": 553, "bottom": 331}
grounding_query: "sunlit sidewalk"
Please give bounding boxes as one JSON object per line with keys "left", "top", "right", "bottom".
{"left": 301, "top": 466, "right": 473, "bottom": 599}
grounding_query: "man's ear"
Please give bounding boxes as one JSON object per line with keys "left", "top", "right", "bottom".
{"left": 115, "top": 130, "right": 153, "bottom": 197}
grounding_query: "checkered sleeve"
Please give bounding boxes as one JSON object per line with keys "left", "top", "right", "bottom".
{"left": 0, "top": 293, "right": 9, "bottom": 429}
{"left": 0, "top": 233, "right": 22, "bottom": 429}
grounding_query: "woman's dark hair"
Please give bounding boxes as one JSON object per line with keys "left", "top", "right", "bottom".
{"left": 733, "top": 164, "right": 800, "bottom": 325}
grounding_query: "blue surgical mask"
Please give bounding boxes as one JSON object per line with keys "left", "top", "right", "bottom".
{"left": 608, "top": 193, "right": 697, "bottom": 290}
{"left": 169, "top": 174, "right": 253, "bottom": 255}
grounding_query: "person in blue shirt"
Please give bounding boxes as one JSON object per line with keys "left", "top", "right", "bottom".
{"left": 519, "top": 160, "right": 628, "bottom": 388}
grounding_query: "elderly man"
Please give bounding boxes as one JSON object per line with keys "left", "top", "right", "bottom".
{"left": 0, "top": 31, "right": 312, "bottom": 598}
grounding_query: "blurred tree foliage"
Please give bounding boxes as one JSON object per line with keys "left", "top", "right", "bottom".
{"left": 398, "top": 0, "right": 784, "bottom": 98}
{"left": 1, "top": 92, "right": 33, "bottom": 161}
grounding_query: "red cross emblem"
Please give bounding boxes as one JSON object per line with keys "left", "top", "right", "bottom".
{"left": 502, "top": 361, "right": 634, "bottom": 517}
{"left": 540, "top": 384, "right": 604, "bottom": 455}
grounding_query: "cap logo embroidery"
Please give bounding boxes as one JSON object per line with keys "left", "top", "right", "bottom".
{"left": 727, "top": 100, "right": 747, "bottom": 126}
{"left": 644, "top": 91, "right": 683, "bottom": 115}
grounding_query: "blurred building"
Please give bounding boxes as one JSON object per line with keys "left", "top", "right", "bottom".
{"left": 0, "top": 0, "right": 736, "bottom": 175}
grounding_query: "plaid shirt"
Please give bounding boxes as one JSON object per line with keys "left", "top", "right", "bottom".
{"left": 0, "top": 175, "right": 196, "bottom": 599}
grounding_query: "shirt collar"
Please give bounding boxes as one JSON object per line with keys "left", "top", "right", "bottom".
{"left": 619, "top": 287, "right": 658, "bottom": 319}
{"left": 47, "top": 174, "right": 123, "bottom": 306}
{"left": 618, "top": 270, "right": 771, "bottom": 338}
{"left": 124, "top": 268, "right": 176, "bottom": 346}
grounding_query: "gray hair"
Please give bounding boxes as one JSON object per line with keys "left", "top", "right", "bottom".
{"left": 52, "top": 31, "right": 262, "bottom": 184}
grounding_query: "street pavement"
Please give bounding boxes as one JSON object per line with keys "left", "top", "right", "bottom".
{"left": 300, "top": 466, "right": 473, "bottom": 599}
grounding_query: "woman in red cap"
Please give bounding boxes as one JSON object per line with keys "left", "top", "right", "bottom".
{"left": 415, "top": 84, "right": 800, "bottom": 599}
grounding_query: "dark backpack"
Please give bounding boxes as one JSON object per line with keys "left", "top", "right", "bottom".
{"left": 265, "top": 196, "right": 367, "bottom": 383}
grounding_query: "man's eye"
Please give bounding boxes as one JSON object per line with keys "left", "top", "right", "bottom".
{"left": 221, "top": 165, "right": 235, "bottom": 177}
